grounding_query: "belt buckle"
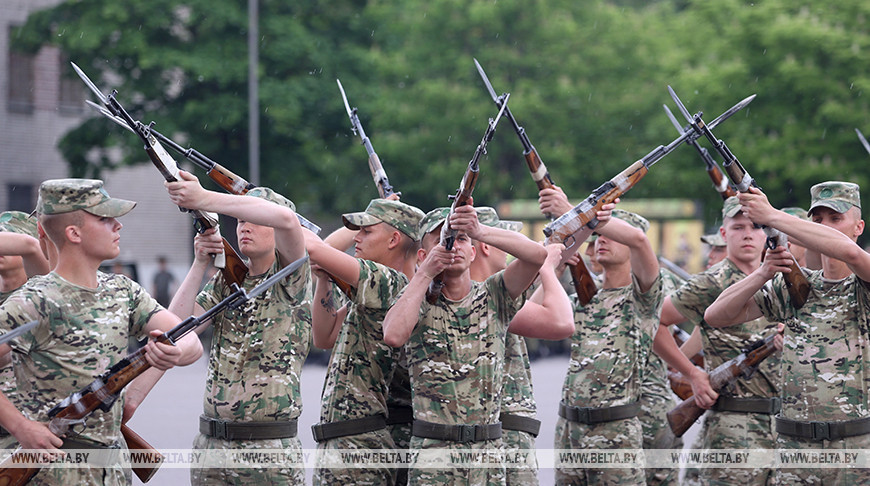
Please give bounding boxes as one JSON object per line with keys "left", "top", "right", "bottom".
{"left": 810, "top": 421, "right": 830, "bottom": 441}
{"left": 213, "top": 419, "right": 229, "bottom": 440}
{"left": 576, "top": 408, "right": 591, "bottom": 424}
{"left": 459, "top": 425, "right": 476, "bottom": 443}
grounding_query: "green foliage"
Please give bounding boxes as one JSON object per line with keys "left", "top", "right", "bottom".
{"left": 11, "top": 0, "right": 870, "bottom": 230}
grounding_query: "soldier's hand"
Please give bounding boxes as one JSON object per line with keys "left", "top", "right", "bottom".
{"left": 193, "top": 228, "right": 224, "bottom": 266}
{"left": 774, "top": 323, "right": 785, "bottom": 351}
{"left": 142, "top": 330, "right": 183, "bottom": 370}
{"left": 737, "top": 187, "right": 776, "bottom": 225}
{"left": 12, "top": 419, "right": 63, "bottom": 452}
{"left": 760, "top": 246, "right": 794, "bottom": 279}
{"left": 419, "top": 244, "right": 454, "bottom": 280}
{"left": 165, "top": 170, "right": 209, "bottom": 209}
{"left": 449, "top": 201, "right": 482, "bottom": 240}
{"left": 538, "top": 186, "right": 573, "bottom": 217}
{"left": 687, "top": 367, "right": 718, "bottom": 409}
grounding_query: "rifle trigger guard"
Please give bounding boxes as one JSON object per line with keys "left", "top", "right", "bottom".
{"left": 563, "top": 235, "right": 576, "bottom": 250}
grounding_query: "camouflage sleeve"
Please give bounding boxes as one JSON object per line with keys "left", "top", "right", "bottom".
{"left": 485, "top": 270, "right": 524, "bottom": 324}
{"left": 354, "top": 259, "right": 408, "bottom": 310}
{"left": 753, "top": 272, "right": 795, "bottom": 324}
{"left": 123, "top": 276, "right": 162, "bottom": 341}
{"left": 670, "top": 270, "right": 723, "bottom": 324}
{"left": 0, "top": 290, "right": 43, "bottom": 354}
{"left": 274, "top": 252, "right": 312, "bottom": 306}
{"left": 632, "top": 271, "right": 664, "bottom": 320}
{"left": 195, "top": 271, "right": 225, "bottom": 312}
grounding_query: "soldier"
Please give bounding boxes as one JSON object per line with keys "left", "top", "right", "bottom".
{"left": 383, "top": 202, "right": 554, "bottom": 485}
{"left": 705, "top": 182, "right": 870, "bottom": 485}
{"left": 700, "top": 232, "right": 727, "bottom": 269}
{"left": 0, "top": 179, "right": 203, "bottom": 485}
{"left": 468, "top": 206, "right": 574, "bottom": 486}
{"left": 659, "top": 196, "right": 781, "bottom": 486}
{"left": 780, "top": 207, "right": 812, "bottom": 268}
{"left": 165, "top": 171, "right": 310, "bottom": 485}
{"left": 306, "top": 198, "right": 424, "bottom": 485}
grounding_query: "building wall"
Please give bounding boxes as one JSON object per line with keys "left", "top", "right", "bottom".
{"left": 1, "top": 0, "right": 196, "bottom": 292}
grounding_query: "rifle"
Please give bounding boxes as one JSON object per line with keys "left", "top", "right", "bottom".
{"left": 543, "top": 93, "right": 756, "bottom": 248}
{"left": 425, "top": 94, "right": 510, "bottom": 304}
{"left": 663, "top": 104, "right": 741, "bottom": 200}
{"left": 668, "top": 86, "right": 811, "bottom": 309}
{"left": 337, "top": 79, "right": 397, "bottom": 199}
{"left": 71, "top": 62, "right": 248, "bottom": 288}
{"left": 0, "top": 255, "right": 308, "bottom": 486}
{"left": 473, "top": 59, "right": 598, "bottom": 306}
{"left": 657, "top": 255, "right": 692, "bottom": 282}
{"left": 82, "top": 100, "right": 322, "bottom": 237}
{"left": 666, "top": 331, "right": 779, "bottom": 437}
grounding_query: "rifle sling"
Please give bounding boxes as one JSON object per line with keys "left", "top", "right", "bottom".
{"left": 499, "top": 413, "right": 542, "bottom": 437}
{"left": 199, "top": 415, "right": 298, "bottom": 441}
{"left": 412, "top": 419, "right": 502, "bottom": 443}
{"left": 559, "top": 401, "right": 640, "bottom": 425}
{"left": 775, "top": 415, "right": 870, "bottom": 441}
{"left": 311, "top": 414, "right": 387, "bottom": 443}
{"left": 711, "top": 396, "right": 781, "bottom": 415}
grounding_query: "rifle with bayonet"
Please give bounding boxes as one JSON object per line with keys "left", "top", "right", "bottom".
{"left": 337, "top": 79, "right": 397, "bottom": 199}
{"left": 667, "top": 330, "right": 779, "bottom": 437}
{"left": 856, "top": 128, "right": 870, "bottom": 156}
{"left": 426, "top": 94, "right": 510, "bottom": 304}
{"left": 543, "top": 93, "right": 756, "bottom": 249}
{"left": 668, "top": 86, "right": 810, "bottom": 309}
{"left": 81, "top": 102, "right": 321, "bottom": 236}
{"left": 71, "top": 62, "right": 248, "bottom": 287}
{"left": 473, "top": 59, "right": 598, "bottom": 305}
{"left": 663, "top": 104, "right": 740, "bottom": 200}
{"left": 0, "top": 256, "right": 308, "bottom": 486}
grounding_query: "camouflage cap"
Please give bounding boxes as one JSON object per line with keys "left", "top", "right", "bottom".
{"left": 475, "top": 206, "right": 523, "bottom": 232}
{"left": 0, "top": 211, "right": 38, "bottom": 238}
{"left": 37, "top": 179, "right": 135, "bottom": 217}
{"left": 700, "top": 232, "right": 726, "bottom": 247}
{"left": 781, "top": 207, "right": 810, "bottom": 221}
{"left": 342, "top": 199, "right": 426, "bottom": 241}
{"left": 246, "top": 186, "right": 296, "bottom": 211}
{"left": 722, "top": 196, "right": 742, "bottom": 219}
{"left": 611, "top": 208, "right": 649, "bottom": 233}
{"left": 418, "top": 207, "right": 450, "bottom": 237}
{"left": 809, "top": 181, "right": 861, "bottom": 215}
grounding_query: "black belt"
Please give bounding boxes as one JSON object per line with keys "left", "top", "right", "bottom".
{"left": 199, "top": 415, "right": 298, "bottom": 440}
{"left": 412, "top": 419, "right": 502, "bottom": 443}
{"left": 559, "top": 401, "right": 640, "bottom": 425}
{"left": 775, "top": 416, "right": 870, "bottom": 441}
{"left": 311, "top": 414, "right": 387, "bottom": 443}
{"left": 386, "top": 406, "right": 413, "bottom": 426}
{"left": 500, "top": 413, "right": 541, "bottom": 437}
{"left": 712, "top": 396, "right": 782, "bottom": 415}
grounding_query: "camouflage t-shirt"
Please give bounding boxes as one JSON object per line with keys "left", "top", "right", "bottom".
{"left": 755, "top": 270, "right": 870, "bottom": 421}
{"left": 501, "top": 333, "right": 536, "bottom": 417}
{"left": 562, "top": 274, "right": 663, "bottom": 407}
{"left": 196, "top": 253, "right": 311, "bottom": 422}
{"left": 0, "top": 288, "right": 20, "bottom": 405}
{"left": 406, "top": 271, "right": 522, "bottom": 425}
{"left": 670, "top": 258, "right": 780, "bottom": 398}
{"left": 0, "top": 271, "right": 157, "bottom": 445}
{"left": 319, "top": 259, "right": 407, "bottom": 422}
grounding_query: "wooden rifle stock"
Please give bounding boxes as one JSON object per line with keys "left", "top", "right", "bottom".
{"left": 707, "top": 164, "right": 738, "bottom": 200}
{"left": 121, "top": 424, "right": 164, "bottom": 483}
{"left": 666, "top": 332, "right": 779, "bottom": 437}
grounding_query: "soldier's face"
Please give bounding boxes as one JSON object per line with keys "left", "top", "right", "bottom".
{"left": 722, "top": 213, "right": 764, "bottom": 265}
{"left": 237, "top": 220, "right": 275, "bottom": 260}
{"left": 810, "top": 207, "right": 865, "bottom": 241}
{"left": 705, "top": 246, "right": 727, "bottom": 269}
{"left": 594, "top": 235, "right": 629, "bottom": 266}
{"left": 353, "top": 222, "right": 391, "bottom": 261}
{"left": 444, "top": 232, "right": 476, "bottom": 273}
{"left": 81, "top": 213, "right": 122, "bottom": 261}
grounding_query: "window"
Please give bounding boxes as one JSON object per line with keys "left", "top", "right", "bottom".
{"left": 7, "top": 27, "right": 35, "bottom": 114}
{"left": 6, "top": 183, "right": 34, "bottom": 212}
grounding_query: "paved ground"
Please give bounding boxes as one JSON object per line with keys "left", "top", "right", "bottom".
{"left": 128, "top": 352, "right": 701, "bottom": 485}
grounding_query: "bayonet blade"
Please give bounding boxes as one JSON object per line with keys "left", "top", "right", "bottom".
{"left": 71, "top": 62, "right": 108, "bottom": 105}
{"left": 0, "top": 321, "right": 38, "bottom": 347}
{"left": 663, "top": 104, "right": 687, "bottom": 134}
{"left": 492, "top": 92, "right": 510, "bottom": 127}
{"left": 336, "top": 79, "right": 354, "bottom": 120}
{"left": 667, "top": 85, "right": 695, "bottom": 126}
{"left": 86, "top": 100, "right": 134, "bottom": 134}
{"left": 856, "top": 128, "right": 870, "bottom": 156}
{"left": 708, "top": 94, "right": 756, "bottom": 131}
{"left": 473, "top": 58, "right": 500, "bottom": 103}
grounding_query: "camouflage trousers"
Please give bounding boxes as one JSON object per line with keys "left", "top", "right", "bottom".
{"left": 774, "top": 429, "right": 870, "bottom": 485}
{"left": 502, "top": 428, "right": 539, "bottom": 486}
{"left": 190, "top": 433, "right": 304, "bottom": 485}
{"left": 313, "top": 428, "right": 397, "bottom": 485}
{"left": 388, "top": 422, "right": 412, "bottom": 486}
{"left": 408, "top": 436, "right": 505, "bottom": 486}
{"left": 698, "top": 411, "right": 775, "bottom": 486}
{"left": 638, "top": 387, "right": 681, "bottom": 486}
{"left": 29, "top": 438, "right": 129, "bottom": 486}
{"left": 554, "top": 415, "right": 645, "bottom": 485}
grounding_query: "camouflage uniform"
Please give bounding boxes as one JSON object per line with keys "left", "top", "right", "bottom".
{"left": 0, "top": 211, "right": 40, "bottom": 450}
{"left": 387, "top": 351, "right": 413, "bottom": 486}
{"left": 191, "top": 254, "right": 311, "bottom": 486}
{"left": 555, "top": 271, "right": 663, "bottom": 486}
{"left": 639, "top": 350, "right": 680, "bottom": 486}
{"left": 670, "top": 258, "right": 780, "bottom": 486}
{"left": 313, "top": 260, "right": 407, "bottom": 485}
{"left": 500, "top": 333, "right": 539, "bottom": 486}
{"left": 406, "top": 271, "right": 523, "bottom": 486}
{"left": 755, "top": 268, "right": 870, "bottom": 485}
{"left": 0, "top": 271, "right": 157, "bottom": 485}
